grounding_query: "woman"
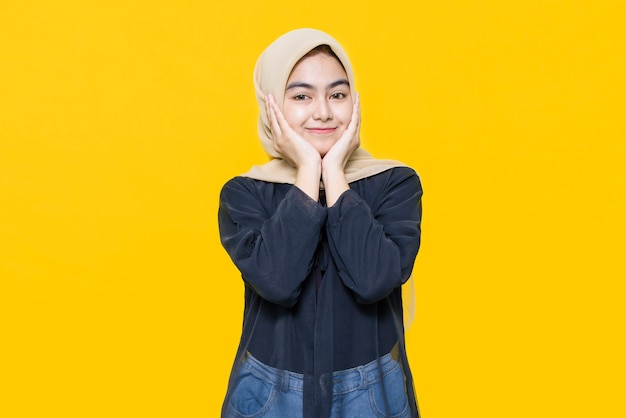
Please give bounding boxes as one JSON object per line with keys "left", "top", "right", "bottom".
{"left": 219, "top": 28, "right": 422, "bottom": 417}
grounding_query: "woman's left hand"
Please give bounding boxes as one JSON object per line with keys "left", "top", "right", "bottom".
{"left": 321, "top": 93, "right": 360, "bottom": 206}
{"left": 322, "top": 93, "right": 360, "bottom": 174}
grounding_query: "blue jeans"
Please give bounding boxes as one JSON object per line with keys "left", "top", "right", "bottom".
{"left": 224, "top": 352, "right": 411, "bottom": 418}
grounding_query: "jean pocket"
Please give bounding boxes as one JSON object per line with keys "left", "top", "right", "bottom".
{"left": 227, "top": 366, "right": 277, "bottom": 417}
{"left": 368, "top": 361, "right": 410, "bottom": 418}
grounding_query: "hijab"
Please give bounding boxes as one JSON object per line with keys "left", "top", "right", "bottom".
{"left": 242, "top": 28, "right": 407, "bottom": 184}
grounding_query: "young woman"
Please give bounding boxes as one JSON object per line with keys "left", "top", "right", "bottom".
{"left": 219, "top": 28, "right": 423, "bottom": 418}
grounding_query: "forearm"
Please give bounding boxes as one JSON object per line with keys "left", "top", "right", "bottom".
{"left": 219, "top": 180, "right": 326, "bottom": 306}
{"left": 295, "top": 161, "right": 322, "bottom": 202}
{"left": 326, "top": 171, "right": 422, "bottom": 303}
{"left": 321, "top": 165, "right": 349, "bottom": 207}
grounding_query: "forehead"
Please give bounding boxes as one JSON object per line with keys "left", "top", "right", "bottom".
{"left": 287, "top": 53, "right": 348, "bottom": 83}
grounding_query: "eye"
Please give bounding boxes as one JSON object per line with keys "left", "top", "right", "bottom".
{"left": 294, "top": 94, "right": 309, "bottom": 101}
{"left": 331, "top": 92, "right": 346, "bottom": 99}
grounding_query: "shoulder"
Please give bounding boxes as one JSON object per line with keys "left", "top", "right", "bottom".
{"left": 347, "top": 167, "right": 422, "bottom": 210}
{"left": 220, "top": 176, "right": 276, "bottom": 196}
{"left": 220, "top": 177, "right": 295, "bottom": 211}
{"left": 358, "top": 167, "right": 421, "bottom": 192}
{"left": 221, "top": 176, "right": 252, "bottom": 192}
{"left": 219, "top": 176, "right": 266, "bottom": 205}
{"left": 387, "top": 166, "right": 420, "bottom": 183}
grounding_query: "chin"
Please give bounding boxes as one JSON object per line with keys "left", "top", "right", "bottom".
{"left": 312, "top": 141, "right": 337, "bottom": 158}
{"left": 317, "top": 148, "right": 331, "bottom": 158}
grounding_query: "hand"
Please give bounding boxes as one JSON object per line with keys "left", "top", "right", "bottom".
{"left": 321, "top": 93, "right": 361, "bottom": 174}
{"left": 266, "top": 94, "right": 321, "bottom": 201}
{"left": 265, "top": 94, "right": 321, "bottom": 169}
{"left": 321, "top": 93, "right": 360, "bottom": 206}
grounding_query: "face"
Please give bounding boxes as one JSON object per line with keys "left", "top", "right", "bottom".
{"left": 282, "top": 53, "right": 353, "bottom": 157}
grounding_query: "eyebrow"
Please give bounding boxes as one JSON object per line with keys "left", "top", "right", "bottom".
{"left": 328, "top": 79, "right": 350, "bottom": 89}
{"left": 285, "top": 79, "right": 350, "bottom": 91}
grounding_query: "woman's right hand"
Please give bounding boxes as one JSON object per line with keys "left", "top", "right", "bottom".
{"left": 266, "top": 94, "right": 321, "bottom": 169}
{"left": 266, "top": 94, "right": 321, "bottom": 201}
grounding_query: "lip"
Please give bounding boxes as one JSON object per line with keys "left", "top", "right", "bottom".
{"left": 305, "top": 127, "right": 337, "bottom": 135}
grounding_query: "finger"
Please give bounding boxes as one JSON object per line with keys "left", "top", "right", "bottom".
{"left": 267, "top": 95, "right": 285, "bottom": 135}
{"left": 269, "top": 99, "right": 291, "bottom": 134}
{"left": 353, "top": 93, "right": 361, "bottom": 130}
{"left": 264, "top": 96, "right": 271, "bottom": 130}
{"left": 266, "top": 95, "right": 282, "bottom": 137}
{"left": 342, "top": 93, "right": 360, "bottom": 139}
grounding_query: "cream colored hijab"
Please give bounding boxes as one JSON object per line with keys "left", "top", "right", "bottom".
{"left": 242, "top": 28, "right": 407, "bottom": 184}
{"left": 242, "top": 29, "right": 416, "bottom": 328}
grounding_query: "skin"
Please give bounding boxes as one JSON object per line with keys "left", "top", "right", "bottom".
{"left": 265, "top": 53, "right": 361, "bottom": 206}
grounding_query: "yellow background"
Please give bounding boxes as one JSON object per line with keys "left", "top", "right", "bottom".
{"left": 1, "top": 1, "right": 624, "bottom": 417}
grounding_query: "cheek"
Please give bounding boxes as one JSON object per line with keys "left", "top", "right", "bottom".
{"left": 335, "top": 102, "right": 354, "bottom": 124}
{"left": 282, "top": 104, "right": 307, "bottom": 127}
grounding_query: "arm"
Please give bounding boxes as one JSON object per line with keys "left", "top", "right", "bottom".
{"left": 325, "top": 168, "right": 422, "bottom": 304}
{"left": 218, "top": 178, "right": 327, "bottom": 307}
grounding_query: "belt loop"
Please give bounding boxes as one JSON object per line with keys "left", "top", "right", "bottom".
{"left": 357, "top": 366, "right": 367, "bottom": 390}
{"left": 281, "top": 370, "right": 290, "bottom": 393}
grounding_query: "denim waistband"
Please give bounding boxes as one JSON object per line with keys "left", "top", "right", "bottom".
{"left": 243, "top": 352, "right": 400, "bottom": 395}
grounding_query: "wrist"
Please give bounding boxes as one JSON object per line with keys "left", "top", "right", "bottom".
{"left": 298, "top": 158, "right": 322, "bottom": 174}
{"left": 321, "top": 169, "right": 349, "bottom": 207}
{"left": 295, "top": 161, "right": 322, "bottom": 202}
{"left": 295, "top": 151, "right": 321, "bottom": 168}
{"left": 321, "top": 163, "right": 344, "bottom": 180}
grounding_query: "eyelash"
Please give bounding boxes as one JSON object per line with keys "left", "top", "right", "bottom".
{"left": 293, "top": 92, "right": 346, "bottom": 101}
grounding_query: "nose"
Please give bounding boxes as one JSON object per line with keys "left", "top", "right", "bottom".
{"left": 313, "top": 98, "right": 333, "bottom": 121}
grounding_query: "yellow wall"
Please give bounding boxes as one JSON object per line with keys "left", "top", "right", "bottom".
{"left": 1, "top": 1, "right": 624, "bottom": 416}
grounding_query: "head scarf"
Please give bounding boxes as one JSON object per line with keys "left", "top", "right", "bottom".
{"left": 242, "top": 28, "right": 407, "bottom": 184}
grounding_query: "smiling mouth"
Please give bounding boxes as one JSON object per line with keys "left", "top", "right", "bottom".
{"left": 306, "top": 128, "right": 336, "bottom": 135}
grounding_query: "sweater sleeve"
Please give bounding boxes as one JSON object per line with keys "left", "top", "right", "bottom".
{"left": 325, "top": 168, "right": 422, "bottom": 304}
{"left": 218, "top": 178, "right": 327, "bottom": 307}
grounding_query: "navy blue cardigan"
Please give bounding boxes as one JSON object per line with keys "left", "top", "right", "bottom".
{"left": 219, "top": 166, "right": 422, "bottom": 417}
